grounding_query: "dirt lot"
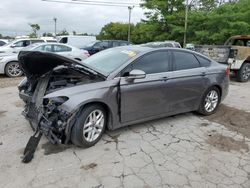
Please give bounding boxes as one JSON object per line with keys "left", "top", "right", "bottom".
{"left": 0, "top": 76, "right": 250, "bottom": 188}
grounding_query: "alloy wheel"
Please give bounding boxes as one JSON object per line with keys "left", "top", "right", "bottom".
{"left": 83, "top": 109, "right": 105, "bottom": 142}
{"left": 242, "top": 64, "right": 250, "bottom": 80}
{"left": 204, "top": 90, "right": 219, "bottom": 113}
{"left": 7, "top": 63, "right": 22, "bottom": 77}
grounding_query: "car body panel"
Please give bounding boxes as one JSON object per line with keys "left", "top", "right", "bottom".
{"left": 0, "top": 53, "right": 18, "bottom": 74}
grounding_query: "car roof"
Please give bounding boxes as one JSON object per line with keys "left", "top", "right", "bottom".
{"left": 114, "top": 45, "right": 211, "bottom": 59}
{"left": 112, "top": 45, "right": 152, "bottom": 53}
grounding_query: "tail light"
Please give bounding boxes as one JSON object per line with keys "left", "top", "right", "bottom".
{"left": 229, "top": 48, "right": 238, "bottom": 58}
{"left": 83, "top": 51, "right": 90, "bottom": 57}
{"left": 226, "top": 67, "right": 230, "bottom": 76}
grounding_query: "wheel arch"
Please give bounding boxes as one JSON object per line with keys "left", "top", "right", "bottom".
{"left": 79, "top": 101, "right": 114, "bottom": 131}
{"left": 212, "top": 84, "right": 222, "bottom": 97}
{"left": 245, "top": 55, "right": 250, "bottom": 63}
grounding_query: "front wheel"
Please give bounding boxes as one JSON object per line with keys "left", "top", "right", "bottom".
{"left": 236, "top": 63, "right": 250, "bottom": 82}
{"left": 5, "top": 61, "right": 23, "bottom": 77}
{"left": 71, "top": 104, "right": 106, "bottom": 147}
{"left": 198, "top": 87, "right": 221, "bottom": 116}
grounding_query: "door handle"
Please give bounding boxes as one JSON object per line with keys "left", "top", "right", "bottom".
{"left": 162, "top": 76, "right": 169, "bottom": 81}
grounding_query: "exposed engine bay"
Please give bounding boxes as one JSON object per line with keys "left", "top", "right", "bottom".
{"left": 18, "top": 51, "right": 106, "bottom": 163}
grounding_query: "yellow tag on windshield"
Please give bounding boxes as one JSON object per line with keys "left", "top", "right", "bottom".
{"left": 121, "top": 50, "right": 137, "bottom": 57}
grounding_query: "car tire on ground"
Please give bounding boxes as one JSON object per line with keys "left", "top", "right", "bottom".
{"left": 198, "top": 86, "right": 221, "bottom": 116}
{"left": 236, "top": 62, "right": 250, "bottom": 82}
{"left": 71, "top": 104, "right": 107, "bottom": 147}
{"left": 5, "top": 61, "right": 23, "bottom": 77}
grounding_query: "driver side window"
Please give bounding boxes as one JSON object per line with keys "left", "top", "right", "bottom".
{"left": 121, "top": 51, "right": 170, "bottom": 76}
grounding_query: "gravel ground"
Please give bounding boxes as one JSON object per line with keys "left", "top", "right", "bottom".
{"left": 0, "top": 75, "right": 24, "bottom": 88}
{"left": 0, "top": 77, "right": 250, "bottom": 188}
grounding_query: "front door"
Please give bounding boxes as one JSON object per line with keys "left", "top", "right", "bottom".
{"left": 119, "top": 50, "right": 172, "bottom": 123}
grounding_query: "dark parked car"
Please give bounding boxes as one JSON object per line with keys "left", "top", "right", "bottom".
{"left": 18, "top": 46, "right": 229, "bottom": 162}
{"left": 82, "top": 40, "right": 131, "bottom": 55}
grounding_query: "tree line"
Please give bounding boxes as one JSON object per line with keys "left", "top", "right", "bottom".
{"left": 97, "top": 0, "right": 250, "bottom": 45}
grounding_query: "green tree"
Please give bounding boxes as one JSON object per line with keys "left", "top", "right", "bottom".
{"left": 29, "top": 23, "right": 40, "bottom": 38}
{"left": 43, "top": 32, "right": 53, "bottom": 37}
{"left": 57, "top": 29, "right": 69, "bottom": 36}
{"left": 97, "top": 22, "right": 134, "bottom": 41}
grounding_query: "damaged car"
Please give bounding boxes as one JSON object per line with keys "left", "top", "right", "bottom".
{"left": 18, "top": 46, "right": 229, "bottom": 162}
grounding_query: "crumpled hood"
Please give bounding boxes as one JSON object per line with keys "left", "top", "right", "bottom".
{"left": 18, "top": 51, "right": 106, "bottom": 78}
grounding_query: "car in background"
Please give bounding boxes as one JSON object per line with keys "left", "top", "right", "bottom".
{"left": 58, "top": 35, "right": 96, "bottom": 48}
{"left": 40, "top": 37, "right": 57, "bottom": 43}
{"left": 195, "top": 35, "right": 250, "bottom": 82}
{"left": 0, "top": 38, "right": 45, "bottom": 53}
{"left": 0, "top": 43, "right": 89, "bottom": 77}
{"left": 142, "top": 41, "right": 182, "bottom": 48}
{"left": 0, "top": 39, "right": 9, "bottom": 46}
{"left": 0, "top": 53, "right": 22, "bottom": 77}
{"left": 82, "top": 40, "right": 131, "bottom": 55}
{"left": 18, "top": 46, "right": 229, "bottom": 161}
{"left": 186, "top": 43, "right": 195, "bottom": 51}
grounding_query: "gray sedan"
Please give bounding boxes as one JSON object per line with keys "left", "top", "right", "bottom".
{"left": 18, "top": 46, "right": 229, "bottom": 162}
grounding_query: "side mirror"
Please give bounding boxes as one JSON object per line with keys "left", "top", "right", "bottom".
{"left": 11, "top": 44, "right": 17, "bottom": 48}
{"left": 126, "top": 69, "right": 146, "bottom": 81}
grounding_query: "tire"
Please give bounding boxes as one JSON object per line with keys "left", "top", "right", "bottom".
{"left": 198, "top": 86, "right": 221, "bottom": 116}
{"left": 5, "top": 61, "right": 23, "bottom": 77}
{"left": 71, "top": 104, "right": 107, "bottom": 147}
{"left": 236, "top": 63, "right": 250, "bottom": 82}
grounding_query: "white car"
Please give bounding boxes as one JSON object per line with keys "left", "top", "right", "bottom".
{"left": 57, "top": 35, "right": 96, "bottom": 48}
{"left": 0, "top": 43, "right": 90, "bottom": 77}
{"left": 0, "top": 38, "right": 45, "bottom": 54}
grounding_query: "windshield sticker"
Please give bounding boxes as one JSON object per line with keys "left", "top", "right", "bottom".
{"left": 121, "top": 50, "right": 137, "bottom": 57}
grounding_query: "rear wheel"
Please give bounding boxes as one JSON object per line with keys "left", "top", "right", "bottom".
{"left": 236, "top": 63, "right": 250, "bottom": 82}
{"left": 5, "top": 61, "right": 23, "bottom": 77}
{"left": 71, "top": 104, "right": 106, "bottom": 147}
{"left": 198, "top": 87, "right": 221, "bottom": 115}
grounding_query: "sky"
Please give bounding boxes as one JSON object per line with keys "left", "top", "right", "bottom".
{"left": 0, "top": 0, "right": 145, "bottom": 36}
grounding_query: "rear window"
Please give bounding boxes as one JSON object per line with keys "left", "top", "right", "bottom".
{"left": 196, "top": 55, "right": 211, "bottom": 67}
{"left": 0, "top": 41, "right": 6, "bottom": 46}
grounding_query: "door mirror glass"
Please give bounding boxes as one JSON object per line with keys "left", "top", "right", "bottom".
{"left": 126, "top": 69, "right": 146, "bottom": 81}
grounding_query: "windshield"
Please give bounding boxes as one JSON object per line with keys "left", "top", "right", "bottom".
{"left": 83, "top": 48, "right": 137, "bottom": 75}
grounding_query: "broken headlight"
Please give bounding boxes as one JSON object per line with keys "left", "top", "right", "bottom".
{"left": 44, "top": 96, "right": 69, "bottom": 106}
{"left": 43, "top": 96, "right": 69, "bottom": 115}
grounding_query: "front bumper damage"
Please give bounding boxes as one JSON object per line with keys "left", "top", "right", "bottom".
{"left": 19, "top": 76, "right": 76, "bottom": 163}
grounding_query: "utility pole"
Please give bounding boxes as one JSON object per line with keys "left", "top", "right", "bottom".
{"left": 53, "top": 17, "right": 57, "bottom": 37}
{"left": 128, "top": 6, "right": 134, "bottom": 43}
{"left": 183, "top": 0, "right": 188, "bottom": 48}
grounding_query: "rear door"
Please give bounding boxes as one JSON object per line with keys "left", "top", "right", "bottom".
{"left": 167, "top": 50, "right": 207, "bottom": 113}
{"left": 119, "top": 50, "right": 172, "bottom": 123}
